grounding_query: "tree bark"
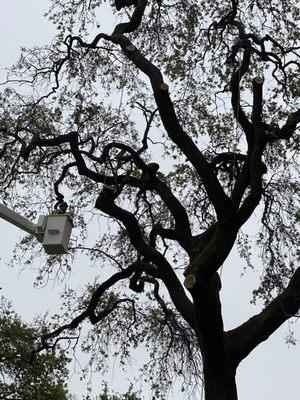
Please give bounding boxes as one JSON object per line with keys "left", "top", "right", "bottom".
{"left": 203, "top": 358, "right": 238, "bottom": 400}
{"left": 191, "top": 273, "right": 238, "bottom": 400}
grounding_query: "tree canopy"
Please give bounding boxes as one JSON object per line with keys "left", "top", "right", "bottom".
{"left": 0, "top": 297, "right": 69, "bottom": 400}
{"left": 0, "top": 0, "right": 299, "bottom": 399}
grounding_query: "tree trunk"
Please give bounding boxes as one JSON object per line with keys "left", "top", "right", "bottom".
{"left": 191, "top": 273, "right": 238, "bottom": 400}
{"left": 203, "top": 359, "right": 238, "bottom": 400}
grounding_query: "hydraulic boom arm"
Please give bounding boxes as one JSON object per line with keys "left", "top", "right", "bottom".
{"left": 0, "top": 203, "right": 36, "bottom": 235}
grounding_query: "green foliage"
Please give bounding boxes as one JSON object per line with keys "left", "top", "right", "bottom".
{"left": 97, "top": 382, "right": 141, "bottom": 399}
{"left": 0, "top": 297, "right": 70, "bottom": 400}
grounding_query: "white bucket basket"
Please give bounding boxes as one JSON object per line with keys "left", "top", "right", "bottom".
{"left": 0, "top": 203, "right": 73, "bottom": 255}
{"left": 43, "top": 214, "right": 73, "bottom": 254}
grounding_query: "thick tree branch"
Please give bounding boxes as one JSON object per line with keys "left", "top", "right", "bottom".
{"left": 251, "top": 77, "right": 264, "bottom": 127}
{"left": 19, "top": 129, "right": 194, "bottom": 253}
{"left": 113, "top": 0, "right": 148, "bottom": 35}
{"left": 98, "top": 141, "right": 193, "bottom": 251}
{"left": 230, "top": 156, "right": 251, "bottom": 207}
{"left": 226, "top": 267, "right": 300, "bottom": 364}
{"left": 184, "top": 225, "right": 237, "bottom": 286}
{"left": 53, "top": 162, "right": 77, "bottom": 204}
{"left": 277, "top": 109, "right": 300, "bottom": 140}
{"left": 153, "top": 179, "right": 193, "bottom": 253}
{"left": 114, "top": 36, "right": 237, "bottom": 229}
{"left": 230, "top": 44, "right": 253, "bottom": 145}
{"left": 20, "top": 131, "right": 75, "bottom": 161}
{"left": 67, "top": 29, "right": 237, "bottom": 229}
{"left": 68, "top": 132, "right": 140, "bottom": 186}
{"left": 237, "top": 133, "right": 265, "bottom": 227}
{"left": 232, "top": 78, "right": 266, "bottom": 222}
{"left": 95, "top": 185, "right": 196, "bottom": 329}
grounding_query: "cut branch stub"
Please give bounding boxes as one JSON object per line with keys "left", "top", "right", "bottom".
{"left": 103, "top": 184, "right": 115, "bottom": 191}
{"left": 253, "top": 76, "right": 264, "bottom": 85}
{"left": 126, "top": 44, "right": 136, "bottom": 53}
{"left": 159, "top": 83, "right": 169, "bottom": 91}
{"left": 184, "top": 274, "right": 197, "bottom": 289}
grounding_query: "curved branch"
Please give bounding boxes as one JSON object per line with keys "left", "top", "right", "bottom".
{"left": 53, "top": 162, "right": 76, "bottom": 204}
{"left": 111, "top": 36, "right": 237, "bottom": 229}
{"left": 113, "top": 0, "right": 148, "bottom": 35}
{"left": 277, "top": 109, "right": 300, "bottom": 140}
{"left": 68, "top": 132, "right": 140, "bottom": 186}
{"left": 226, "top": 267, "right": 300, "bottom": 364}
{"left": 67, "top": 27, "right": 238, "bottom": 229}
{"left": 66, "top": 28, "right": 237, "bottom": 229}
{"left": 98, "top": 141, "right": 193, "bottom": 251}
{"left": 153, "top": 180, "right": 193, "bottom": 253}
{"left": 20, "top": 129, "right": 194, "bottom": 252}
{"left": 35, "top": 262, "right": 138, "bottom": 350}
{"left": 95, "top": 186, "right": 196, "bottom": 329}
{"left": 89, "top": 298, "right": 135, "bottom": 324}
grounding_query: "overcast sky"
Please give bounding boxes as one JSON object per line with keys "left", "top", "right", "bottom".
{"left": 0, "top": 1, "right": 299, "bottom": 399}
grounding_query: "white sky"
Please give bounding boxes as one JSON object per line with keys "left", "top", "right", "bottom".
{"left": 0, "top": 1, "right": 299, "bottom": 399}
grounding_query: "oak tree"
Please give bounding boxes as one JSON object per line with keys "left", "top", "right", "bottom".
{"left": 0, "top": 0, "right": 299, "bottom": 399}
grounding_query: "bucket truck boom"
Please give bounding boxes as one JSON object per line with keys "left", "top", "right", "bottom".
{"left": 0, "top": 203, "right": 73, "bottom": 254}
